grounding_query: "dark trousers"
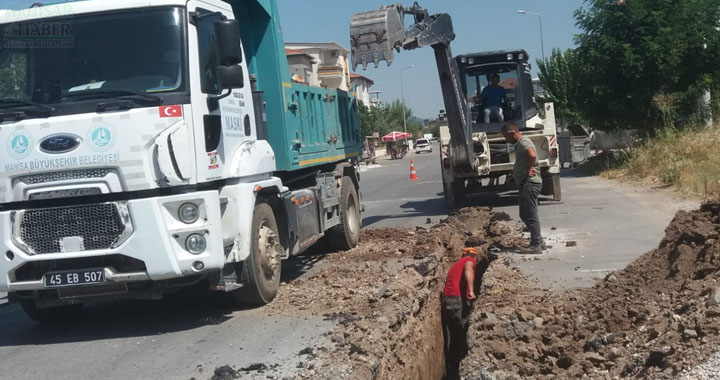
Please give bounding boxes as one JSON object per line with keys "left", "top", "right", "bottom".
{"left": 519, "top": 180, "right": 543, "bottom": 246}
{"left": 442, "top": 296, "right": 472, "bottom": 380}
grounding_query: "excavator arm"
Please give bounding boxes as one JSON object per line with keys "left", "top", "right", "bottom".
{"left": 350, "top": 3, "right": 477, "bottom": 175}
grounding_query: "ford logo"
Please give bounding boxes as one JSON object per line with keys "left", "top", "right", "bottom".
{"left": 39, "top": 134, "right": 81, "bottom": 154}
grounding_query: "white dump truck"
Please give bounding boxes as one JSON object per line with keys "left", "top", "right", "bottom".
{"left": 0, "top": 0, "right": 363, "bottom": 321}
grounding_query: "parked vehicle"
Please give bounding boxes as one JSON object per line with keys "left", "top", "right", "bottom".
{"left": 558, "top": 125, "right": 592, "bottom": 168}
{"left": 350, "top": 4, "right": 561, "bottom": 207}
{"left": 415, "top": 138, "right": 432, "bottom": 154}
{"left": 0, "top": 0, "right": 363, "bottom": 321}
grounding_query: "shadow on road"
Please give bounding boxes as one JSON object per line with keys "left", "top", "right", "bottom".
{"left": 281, "top": 242, "right": 336, "bottom": 283}
{"left": 362, "top": 196, "right": 448, "bottom": 227}
{"left": 0, "top": 288, "right": 243, "bottom": 347}
{"left": 453, "top": 191, "right": 557, "bottom": 210}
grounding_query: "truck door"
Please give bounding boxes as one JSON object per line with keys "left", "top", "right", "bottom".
{"left": 187, "top": 3, "right": 257, "bottom": 182}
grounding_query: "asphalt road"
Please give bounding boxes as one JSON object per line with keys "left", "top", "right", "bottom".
{"left": 0, "top": 142, "right": 698, "bottom": 378}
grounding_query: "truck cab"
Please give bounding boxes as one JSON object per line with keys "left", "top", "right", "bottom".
{"left": 0, "top": 0, "right": 362, "bottom": 321}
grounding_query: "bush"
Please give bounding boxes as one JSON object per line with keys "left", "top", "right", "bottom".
{"left": 610, "top": 126, "right": 720, "bottom": 199}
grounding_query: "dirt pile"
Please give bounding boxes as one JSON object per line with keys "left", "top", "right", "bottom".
{"left": 264, "top": 207, "right": 525, "bottom": 380}
{"left": 461, "top": 202, "right": 720, "bottom": 379}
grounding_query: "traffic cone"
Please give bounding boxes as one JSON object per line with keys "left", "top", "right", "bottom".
{"left": 409, "top": 160, "right": 418, "bottom": 181}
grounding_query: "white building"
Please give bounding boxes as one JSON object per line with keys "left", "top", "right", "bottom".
{"left": 349, "top": 73, "right": 378, "bottom": 108}
{"left": 285, "top": 48, "right": 317, "bottom": 85}
{"left": 285, "top": 42, "right": 351, "bottom": 91}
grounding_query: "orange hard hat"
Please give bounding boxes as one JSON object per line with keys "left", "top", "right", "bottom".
{"left": 463, "top": 248, "right": 478, "bottom": 256}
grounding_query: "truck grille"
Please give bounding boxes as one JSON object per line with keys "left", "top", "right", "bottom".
{"left": 14, "top": 203, "right": 131, "bottom": 254}
{"left": 14, "top": 169, "right": 112, "bottom": 185}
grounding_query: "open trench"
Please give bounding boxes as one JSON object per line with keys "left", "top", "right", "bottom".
{"left": 260, "top": 207, "right": 523, "bottom": 380}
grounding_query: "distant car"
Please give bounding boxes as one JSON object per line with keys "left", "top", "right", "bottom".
{"left": 415, "top": 138, "right": 432, "bottom": 154}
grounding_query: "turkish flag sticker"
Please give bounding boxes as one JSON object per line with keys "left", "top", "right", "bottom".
{"left": 159, "top": 105, "right": 183, "bottom": 118}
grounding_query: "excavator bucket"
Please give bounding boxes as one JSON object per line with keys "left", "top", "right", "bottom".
{"left": 350, "top": 6, "right": 406, "bottom": 70}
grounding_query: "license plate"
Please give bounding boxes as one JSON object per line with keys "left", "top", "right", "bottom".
{"left": 44, "top": 269, "right": 106, "bottom": 288}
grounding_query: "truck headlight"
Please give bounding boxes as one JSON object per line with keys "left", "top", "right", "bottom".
{"left": 178, "top": 203, "right": 200, "bottom": 224}
{"left": 185, "top": 233, "right": 207, "bottom": 254}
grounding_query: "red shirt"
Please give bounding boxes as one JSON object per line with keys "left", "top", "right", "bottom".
{"left": 442, "top": 256, "right": 476, "bottom": 298}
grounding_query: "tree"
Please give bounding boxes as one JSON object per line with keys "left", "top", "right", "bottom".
{"left": 537, "top": 48, "right": 584, "bottom": 126}
{"left": 357, "top": 100, "right": 422, "bottom": 137}
{"left": 573, "top": 0, "right": 720, "bottom": 132}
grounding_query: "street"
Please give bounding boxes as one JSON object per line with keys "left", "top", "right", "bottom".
{"left": 0, "top": 142, "right": 698, "bottom": 379}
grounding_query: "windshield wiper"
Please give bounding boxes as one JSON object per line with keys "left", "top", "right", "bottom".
{"left": 0, "top": 99, "right": 55, "bottom": 114}
{"left": 0, "top": 110, "right": 27, "bottom": 122}
{"left": 64, "top": 89, "right": 163, "bottom": 103}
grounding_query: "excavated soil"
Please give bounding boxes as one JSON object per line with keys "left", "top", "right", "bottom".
{"left": 461, "top": 203, "right": 720, "bottom": 379}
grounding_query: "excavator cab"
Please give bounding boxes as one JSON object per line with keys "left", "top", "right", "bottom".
{"left": 456, "top": 50, "right": 538, "bottom": 133}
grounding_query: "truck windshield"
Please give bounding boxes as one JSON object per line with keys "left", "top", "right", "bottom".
{"left": 464, "top": 63, "right": 522, "bottom": 125}
{"left": 0, "top": 7, "right": 185, "bottom": 106}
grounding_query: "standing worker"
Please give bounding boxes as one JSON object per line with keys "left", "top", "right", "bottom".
{"left": 501, "top": 122, "right": 545, "bottom": 254}
{"left": 442, "top": 247, "right": 478, "bottom": 379}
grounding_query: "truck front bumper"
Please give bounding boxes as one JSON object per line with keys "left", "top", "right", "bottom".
{"left": 0, "top": 191, "right": 224, "bottom": 293}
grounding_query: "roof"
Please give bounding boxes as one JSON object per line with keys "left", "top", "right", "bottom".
{"left": 456, "top": 49, "right": 531, "bottom": 65}
{"left": 285, "top": 42, "right": 349, "bottom": 55}
{"left": 350, "top": 73, "right": 374, "bottom": 85}
{"left": 0, "top": 0, "right": 190, "bottom": 22}
{"left": 285, "top": 48, "right": 317, "bottom": 62}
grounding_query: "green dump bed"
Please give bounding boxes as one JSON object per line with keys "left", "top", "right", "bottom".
{"left": 230, "top": 0, "right": 362, "bottom": 172}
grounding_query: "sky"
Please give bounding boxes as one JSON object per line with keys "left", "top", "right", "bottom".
{"left": 275, "top": 0, "right": 585, "bottom": 119}
{"left": 0, "top": 0, "right": 585, "bottom": 119}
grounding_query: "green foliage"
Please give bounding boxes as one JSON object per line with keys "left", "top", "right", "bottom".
{"left": 620, "top": 126, "right": 720, "bottom": 199}
{"left": 537, "top": 48, "right": 584, "bottom": 125}
{"left": 0, "top": 54, "right": 27, "bottom": 99}
{"left": 572, "top": 0, "right": 720, "bottom": 132}
{"left": 357, "top": 100, "right": 423, "bottom": 137}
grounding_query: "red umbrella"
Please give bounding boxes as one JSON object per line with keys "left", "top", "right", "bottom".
{"left": 381, "top": 131, "right": 412, "bottom": 142}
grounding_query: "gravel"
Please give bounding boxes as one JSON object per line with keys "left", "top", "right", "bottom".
{"left": 676, "top": 351, "right": 720, "bottom": 380}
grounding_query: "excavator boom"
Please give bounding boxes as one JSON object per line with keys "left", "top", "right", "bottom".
{"left": 349, "top": 3, "right": 476, "bottom": 175}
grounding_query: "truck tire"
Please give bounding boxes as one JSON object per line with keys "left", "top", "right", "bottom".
{"left": 20, "top": 300, "right": 83, "bottom": 322}
{"left": 326, "top": 176, "right": 361, "bottom": 251}
{"left": 232, "top": 202, "right": 282, "bottom": 306}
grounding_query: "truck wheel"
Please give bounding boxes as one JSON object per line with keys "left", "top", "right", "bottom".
{"left": 552, "top": 174, "right": 562, "bottom": 201}
{"left": 326, "top": 176, "right": 361, "bottom": 251}
{"left": 20, "top": 300, "right": 83, "bottom": 322}
{"left": 233, "top": 202, "right": 283, "bottom": 306}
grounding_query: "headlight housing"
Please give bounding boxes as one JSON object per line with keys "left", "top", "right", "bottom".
{"left": 178, "top": 203, "right": 200, "bottom": 224}
{"left": 185, "top": 233, "right": 207, "bottom": 254}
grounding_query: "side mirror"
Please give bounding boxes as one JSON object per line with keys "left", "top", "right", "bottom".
{"left": 214, "top": 20, "right": 242, "bottom": 65}
{"left": 207, "top": 19, "right": 244, "bottom": 109}
{"left": 217, "top": 65, "right": 244, "bottom": 90}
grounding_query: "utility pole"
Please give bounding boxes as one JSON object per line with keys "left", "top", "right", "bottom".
{"left": 400, "top": 64, "right": 415, "bottom": 134}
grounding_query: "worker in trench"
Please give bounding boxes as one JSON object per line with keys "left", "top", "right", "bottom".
{"left": 441, "top": 247, "right": 478, "bottom": 379}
